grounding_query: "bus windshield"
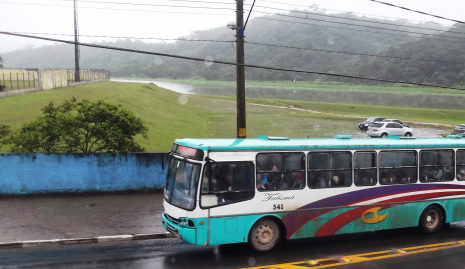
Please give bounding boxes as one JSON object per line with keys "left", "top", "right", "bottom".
{"left": 163, "top": 157, "right": 201, "bottom": 210}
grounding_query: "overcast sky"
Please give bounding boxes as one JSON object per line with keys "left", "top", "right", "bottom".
{"left": 1, "top": 0, "right": 464, "bottom": 53}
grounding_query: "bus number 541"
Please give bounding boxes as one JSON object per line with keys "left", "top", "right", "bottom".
{"left": 273, "top": 204, "right": 283, "bottom": 210}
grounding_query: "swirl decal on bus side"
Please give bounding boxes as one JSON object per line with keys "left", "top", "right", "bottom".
{"left": 361, "top": 207, "right": 387, "bottom": 224}
{"left": 281, "top": 184, "right": 465, "bottom": 239}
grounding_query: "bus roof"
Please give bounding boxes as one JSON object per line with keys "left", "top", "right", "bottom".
{"left": 174, "top": 135, "right": 465, "bottom": 151}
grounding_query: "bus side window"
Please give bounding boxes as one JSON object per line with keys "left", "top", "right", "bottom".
{"left": 200, "top": 162, "right": 254, "bottom": 208}
{"left": 308, "top": 152, "right": 352, "bottom": 188}
{"left": 256, "top": 152, "right": 305, "bottom": 191}
{"left": 354, "top": 152, "right": 376, "bottom": 187}
{"left": 379, "top": 151, "right": 417, "bottom": 185}
{"left": 420, "top": 150, "right": 454, "bottom": 182}
{"left": 457, "top": 150, "right": 465, "bottom": 181}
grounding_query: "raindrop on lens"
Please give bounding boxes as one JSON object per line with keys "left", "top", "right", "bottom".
{"left": 178, "top": 95, "right": 189, "bottom": 105}
{"left": 204, "top": 56, "right": 214, "bottom": 67}
{"left": 327, "top": 36, "right": 335, "bottom": 45}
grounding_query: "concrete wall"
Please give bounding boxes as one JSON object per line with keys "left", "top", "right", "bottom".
{"left": 39, "top": 69, "right": 68, "bottom": 90}
{"left": 0, "top": 68, "right": 109, "bottom": 94}
{"left": 0, "top": 153, "right": 168, "bottom": 195}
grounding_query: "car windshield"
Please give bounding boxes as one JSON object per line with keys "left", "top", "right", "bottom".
{"left": 164, "top": 157, "right": 201, "bottom": 210}
{"left": 367, "top": 117, "right": 376, "bottom": 121}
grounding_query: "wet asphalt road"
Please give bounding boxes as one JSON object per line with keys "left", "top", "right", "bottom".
{"left": 3, "top": 222, "right": 465, "bottom": 269}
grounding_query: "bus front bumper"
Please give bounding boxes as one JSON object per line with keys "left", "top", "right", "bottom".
{"left": 161, "top": 213, "right": 197, "bottom": 245}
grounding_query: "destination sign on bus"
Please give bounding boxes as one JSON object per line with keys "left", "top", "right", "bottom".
{"left": 173, "top": 144, "right": 204, "bottom": 160}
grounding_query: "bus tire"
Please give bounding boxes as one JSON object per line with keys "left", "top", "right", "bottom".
{"left": 249, "top": 218, "right": 280, "bottom": 252}
{"left": 405, "top": 132, "right": 412, "bottom": 137}
{"left": 381, "top": 133, "right": 387, "bottom": 138}
{"left": 419, "top": 205, "right": 444, "bottom": 234}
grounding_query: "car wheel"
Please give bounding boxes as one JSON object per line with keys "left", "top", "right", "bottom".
{"left": 404, "top": 132, "right": 412, "bottom": 137}
{"left": 419, "top": 205, "right": 444, "bottom": 234}
{"left": 249, "top": 219, "right": 280, "bottom": 252}
{"left": 381, "top": 133, "right": 387, "bottom": 138}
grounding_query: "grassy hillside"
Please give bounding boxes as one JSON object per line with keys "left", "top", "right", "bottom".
{"left": 0, "top": 81, "right": 462, "bottom": 152}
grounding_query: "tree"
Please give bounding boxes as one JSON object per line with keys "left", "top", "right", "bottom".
{"left": 0, "top": 55, "right": 3, "bottom": 68}
{"left": 0, "top": 124, "right": 10, "bottom": 145}
{"left": 10, "top": 98, "right": 148, "bottom": 153}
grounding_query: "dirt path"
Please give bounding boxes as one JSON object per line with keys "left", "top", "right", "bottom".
{"left": 207, "top": 97, "right": 454, "bottom": 129}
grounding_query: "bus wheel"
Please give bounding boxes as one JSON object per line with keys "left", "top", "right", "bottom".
{"left": 419, "top": 205, "right": 444, "bottom": 233}
{"left": 249, "top": 219, "right": 280, "bottom": 252}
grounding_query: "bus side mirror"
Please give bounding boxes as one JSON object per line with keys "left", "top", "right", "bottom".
{"left": 201, "top": 195, "right": 218, "bottom": 207}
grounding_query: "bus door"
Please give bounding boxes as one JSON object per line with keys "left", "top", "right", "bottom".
{"left": 199, "top": 160, "right": 255, "bottom": 245}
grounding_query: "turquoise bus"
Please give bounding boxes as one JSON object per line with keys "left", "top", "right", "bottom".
{"left": 162, "top": 135, "right": 465, "bottom": 251}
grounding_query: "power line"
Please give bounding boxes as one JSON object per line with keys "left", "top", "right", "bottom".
{"left": 71, "top": 0, "right": 234, "bottom": 6}
{"left": 1, "top": 31, "right": 463, "bottom": 91}
{"left": 250, "top": 9, "right": 465, "bottom": 41}
{"left": 51, "top": 0, "right": 235, "bottom": 10}
{"left": 7, "top": 30, "right": 461, "bottom": 64}
{"left": 3, "top": 0, "right": 462, "bottom": 42}
{"left": 369, "top": 0, "right": 465, "bottom": 24}
{"left": 245, "top": 41, "right": 463, "bottom": 65}
{"left": 7, "top": 31, "right": 236, "bottom": 43}
{"left": 251, "top": 4, "right": 465, "bottom": 35}
{"left": 95, "top": 0, "right": 235, "bottom": 5}
{"left": 0, "top": 1, "right": 234, "bottom": 16}
{"left": 6, "top": 30, "right": 462, "bottom": 64}
{"left": 255, "top": 17, "right": 465, "bottom": 44}
{"left": 259, "top": 0, "right": 453, "bottom": 26}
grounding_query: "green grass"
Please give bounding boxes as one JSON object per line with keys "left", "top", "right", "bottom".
{"left": 0, "top": 80, "right": 39, "bottom": 91}
{"left": 0, "top": 81, "right": 461, "bottom": 152}
{"left": 149, "top": 78, "right": 465, "bottom": 96}
{"left": 246, "top": 99, "right": 465, "bottom": 126}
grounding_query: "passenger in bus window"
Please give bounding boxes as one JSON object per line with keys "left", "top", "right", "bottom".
{"left": 400, "top": 176, "right": 409, "bottom": 184}
{"left": 269, "top": 164, "right": 283, "bottom": 190}
{"left": 313, "top": 175, "right": 327, "bottom": 188}
{"left": 457, "top": 168, "right": 465, "bottom": 180}
{"left": 291, "top": 172, "right": 304, "bottom": 189}
{"left": 257, "top": 173, "right": 269, "bottom": 190}
{"left": 355, "top": 170, "right": 375, "bottom": 186}
{"left": 280, "top": 177, "right": 290, "bottom": 190}
{"left": 380, "top": 175, "right": 388, "bottom": 185}
{"left": 423, "top": 167, "right": 444, "bottom": 182}
{"left": 331, "top": 175, "right": 343, "bottom": 187}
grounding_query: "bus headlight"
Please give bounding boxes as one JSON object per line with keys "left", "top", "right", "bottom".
{"left": 178, "top": 218, "right": 194, "bottom": 227}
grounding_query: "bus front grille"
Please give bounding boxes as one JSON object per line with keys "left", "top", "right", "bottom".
{"left": 165, "top": 223, "right": 178, "bottom": 234}
{"left": 164, "top": 213, "right": 179, "bottom": 225}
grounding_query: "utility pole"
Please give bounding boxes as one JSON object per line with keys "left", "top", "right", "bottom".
{"left": 236, "top": 0, "right": 246, "bottom": 138}
{"left": 73, "top": 0, "right": 80, "bottom": 82}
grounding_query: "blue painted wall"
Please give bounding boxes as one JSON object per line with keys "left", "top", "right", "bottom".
{"left": 0, "top": 153, "right": 168, "bottom": 195}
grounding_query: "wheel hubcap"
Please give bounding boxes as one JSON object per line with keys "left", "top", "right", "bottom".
{"left": 255, "top": 224, "right": 274, "bottom": 245}
{"left": 426, "top": 210, "right": 439, "bottom": 228}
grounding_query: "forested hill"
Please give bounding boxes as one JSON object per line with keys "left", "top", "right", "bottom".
{"left": 357, "top": 23, "right": 465, "bottom": 87}
{"left": 4, "top": 11, "right": 464, "bottom": 86}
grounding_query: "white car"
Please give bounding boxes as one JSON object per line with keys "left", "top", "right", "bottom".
{"left": 367, "top": 122, "right": 413, "bottom": 138}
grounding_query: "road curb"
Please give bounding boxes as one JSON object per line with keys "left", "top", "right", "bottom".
{"left": 0, "top": 232, "right": 175, "bottom": 249}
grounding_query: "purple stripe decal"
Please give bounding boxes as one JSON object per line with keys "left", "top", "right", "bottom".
{"left": 282, "top": 183, "right": 465, "bottom": 238}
